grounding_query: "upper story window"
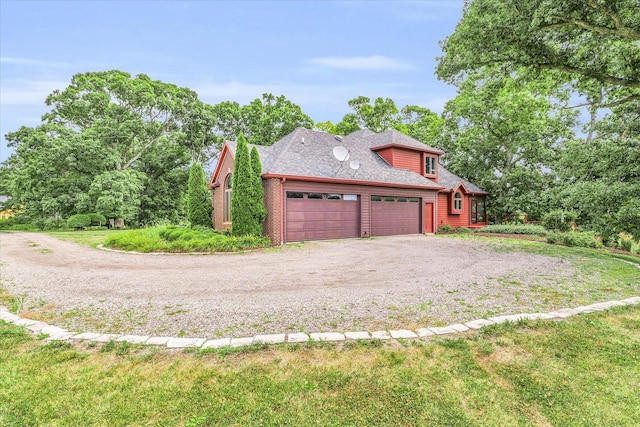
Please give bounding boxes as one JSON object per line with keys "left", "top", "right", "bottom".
{"left": 425, "top": 156, "right": 437, "bottom": 176}
{"left": 224, "top": 174, "right": 233, "bottom": 222}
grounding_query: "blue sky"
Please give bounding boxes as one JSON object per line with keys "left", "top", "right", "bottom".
{"left": 0, "top": 0, "right": 464, "bottom": 162}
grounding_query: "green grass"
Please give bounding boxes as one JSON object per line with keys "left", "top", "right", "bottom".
{"left": 46, "top": 229, "right": 125, "bottom": 248}
{"left": 1, "top": 306, "right": 639, "bottom": 426}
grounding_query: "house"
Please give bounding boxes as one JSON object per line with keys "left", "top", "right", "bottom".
{"left": 209, "top": 128, "right": 487, "bottom": 245}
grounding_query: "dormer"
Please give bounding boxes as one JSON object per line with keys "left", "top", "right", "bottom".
{"left": 371, "top": 143, "right": 443, "bottom": 182}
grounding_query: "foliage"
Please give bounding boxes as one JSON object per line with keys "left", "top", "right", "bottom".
{"left": 249, "top": 147, "right": 267, "bottom": 236}
{"left": 546, "top": 231, "right": 603, "bottom": 249}
{"left": 478, "top": 224, "right": 548, "bottom": 236}
{"left": 542, "top": 210, "right": 578, "bottom": 233}
{"left": 2, "top": 306, "right": 640, "bottom": 425}
{"left": 1, "top": 70, "right": 210, "bottom": 227}
{"left": 88, "top": 213, "right": 106, "bottom": 226}
{"left": 320, "top": 96, "right": 444, "bottom": 146}
{"left": 549, "top": 102, "right": 640, "bottom": 241}
{"left": 617, "top": 233, "right": 636, "bottom": 253}
{"left": 440, "top": 68, "right": 576, "bottom": 220}
{"left": 212, "top": 93, "right": 313, "bottom": 146}
{"left": 103, "top": 226, "right": 271, "bottom": 253}
{"left": 230, "top": 133, "right": 256, "bottom": 236}
{"left": 67, "top": 214, "right": 92, "bottom": 229}
{"left": 186, "top": 163, "right": 212, "bottom": 228}
{"left": 437, "top": 224, "right": 455, "bottom": 233}
{"left": 437, "top": 0, "right": 640, "bottom": 104}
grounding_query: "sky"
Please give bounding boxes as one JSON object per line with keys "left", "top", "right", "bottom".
{"left": 0, "top": 0, "right": 465, "bottom": 163}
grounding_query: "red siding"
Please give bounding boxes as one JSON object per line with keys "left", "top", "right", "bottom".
{"left": 437, "top": 193, "right": 471, "bottom": 229}
{"left": 376, "top": 147, "right": 393, "bottom": 165}
{"left": 390, "top": 148, "right": 422, "bottom": 174}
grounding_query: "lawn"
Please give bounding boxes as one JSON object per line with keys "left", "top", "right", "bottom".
{"left": 1, "top": 305, "right": 639, "bottom": 426}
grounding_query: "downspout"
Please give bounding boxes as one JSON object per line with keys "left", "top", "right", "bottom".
{"left": 280, "top": 177, "right": 286, "bottom": 245}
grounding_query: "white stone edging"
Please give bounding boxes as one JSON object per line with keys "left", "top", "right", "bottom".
{"left": 1, "top": 297, "right": 639, "bottom": 350}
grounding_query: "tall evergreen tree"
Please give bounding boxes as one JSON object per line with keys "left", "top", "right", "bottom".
{"left": 231, "top": 133, "right": 255, "bottom": 236}
{"left": 187, "top": 162, "right": 212, "bottom": 228}
{"left": 250, "top": 146, "right": 267, "bottom": 236}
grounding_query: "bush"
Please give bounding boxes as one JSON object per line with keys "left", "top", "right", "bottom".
{"left": 457, "top": 227, "right": 473, "bottom": 234}
{"left": 67, "top": 214, "right": 92, "bottom": 229}
{"left": 477, "top": 224, "right": 548, "bottom": 235}
{"left": 546, "top": 231, "right": 603, "bottom": 248}
{"left": 542, "top": 210, "right": 577, "bottom": 232}
{"left": 617, "top": 232, "right": 635, "bottom": 252}
{"left": 104, "top": 226, "right": 270, "bottom": 253}
{"left": 89, "top": 213, "right": 107, "bottom": 226}
{"left": 631, "top": 243, "right": 640, "bottom": 255}
{"left": 438, "top": 224, "right": 455, "bottom": 233}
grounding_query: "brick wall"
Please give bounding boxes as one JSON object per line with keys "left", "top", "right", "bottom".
{"left": 263, "top": 178, "right": 282, "bottom": 245}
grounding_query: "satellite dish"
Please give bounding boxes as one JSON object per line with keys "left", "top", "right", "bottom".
{"left": 349, "top": 160, "right": 361, "bottom": 170}
{"left": 332, "top": 146, "right": 350, "bottom": 162}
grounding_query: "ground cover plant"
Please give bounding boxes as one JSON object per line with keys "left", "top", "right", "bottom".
{"left": 102, "top": 226, "right": 271, "bottom": 253}
{"left": 476, "top": 224, "right": 548, "bottom": 236}
{"left": 1, "top": 305, "right": 638, "bottom": 426}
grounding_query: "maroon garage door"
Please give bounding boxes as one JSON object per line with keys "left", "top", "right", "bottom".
{"left": 371, "top": 196, "right": 421, "bottom": 236}
{"left": 285, "top": 192, "right": 360, "bottom": 242}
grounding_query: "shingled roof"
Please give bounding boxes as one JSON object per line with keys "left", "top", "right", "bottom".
{"left": 225, "top": 128, "right": 442, "bottom": 189}
{"left": 222, "top": 128, "right": 486, "bottom": 195}
{"left": 437, "top": 165, "right": 487, "bottom": 194}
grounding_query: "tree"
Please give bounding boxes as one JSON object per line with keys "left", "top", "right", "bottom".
{"left": 187, "top": 162, "right": 212, "bottom": 228}
{"left": 231, "top": 133, "right": 255, "bottom": 236}
{"left": 344, "top": 96, "right": 400, "bottom": 133}
{"left": 2, "top": 70, "right": 212, "bottom": 227}
{"left": 212, "top": 94, "right": 314, "bottom": 146}
{"left": 250, "top": 146, "right": 267, "bottom": 236}
{"left": 437, "top": 0, "right": 640, "bottom": 106}
{"left": 89, "top": 169, "right": 144, "bottom": 228}
{"left": 441, "top": 68, "right": 577, "bottom": 220}
{"left": 549, "top": 101, "right": 640, "bottom": 240}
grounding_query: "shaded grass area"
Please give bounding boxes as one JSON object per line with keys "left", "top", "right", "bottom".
{"left": 1, "top": 306, "right": 639, "bottom": 426}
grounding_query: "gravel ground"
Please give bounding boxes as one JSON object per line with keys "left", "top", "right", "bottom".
{"left": 0, "top": 231, "right": 577, "bottom": 338}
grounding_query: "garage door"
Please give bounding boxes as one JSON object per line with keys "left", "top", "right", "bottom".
{"left": 285, "top": 192, "right": 360, "bottom": 242}
{"left": 371, "top": 196, "right": 421, "bottom": 236}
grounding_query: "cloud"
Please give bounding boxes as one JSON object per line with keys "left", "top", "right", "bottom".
{"left": 309, "top": 55, "right": 413, "bottom": 71}
{"left": 0, "top": 57, "right": 74, "bottom": 69}
{"left": 0, "top": 78, "right": 68, "bottom": 106}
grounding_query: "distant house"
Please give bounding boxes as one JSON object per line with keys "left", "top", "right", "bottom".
{"left": 209, "top": 128, "right": 487, "bottom": 245}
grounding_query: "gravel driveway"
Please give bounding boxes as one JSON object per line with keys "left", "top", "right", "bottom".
{"left": 1, "top": 231, "right": 574, "bottom": 338}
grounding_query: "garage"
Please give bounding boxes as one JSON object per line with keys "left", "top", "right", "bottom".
{"left": 285, "top": 192, "right": 360, "bottom": 242}
{"left": 371, "top": 195, "right": 421, "bottom": 236}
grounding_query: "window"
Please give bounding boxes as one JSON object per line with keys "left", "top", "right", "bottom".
{"left": 453, "top": 192, "right": 462, "bottom": 211}
{"left": 343, "top": 194, "right": 358, "bottom": 201}
{"left": 471, "top": 197, "right": 486, "bottom": 224}
{"left": 425, "top": 156, "right": 437, "bottom": 176}
{"left": 477, "top": 197, "right": 486, "bottom": 223}
{"left": 308, "top": 193, "right": 323, "bottom": 199}
{"left": 371, "top": 195, "right": 382, "bottom": 202}
{"left": 383, "top": 196, "right": 395, "bottom": 202}
{"left": 286, "top": 192, "right": 303, "bottom": 198}
{"left": 326, "top": 194, "right": 341, "bottom": 200}
{"left": 224, "top": 174, "right": 233, "bottom": 222}
{"left": 396, "top": 197, "right": 407, "bottom": 202}
{"left": 408, "top": 197, "right": 420, "bottom": 203}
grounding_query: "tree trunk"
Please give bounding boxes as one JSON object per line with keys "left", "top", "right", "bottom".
{"left": 114, "top": 218, "right": 125, "bottom": 229}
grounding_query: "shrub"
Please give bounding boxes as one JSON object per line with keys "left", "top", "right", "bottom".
{"left": 631, "top": 243, "right": 640, "bottom": 255}
{"left": 89, "top": 213, "right": 107, "bottom": 226}
{"left": 187, "top": 163, "right": 212, "bottom": 228}
{"left": 67, "top": 214, "right": 92, "bottom": 229}
{"left": 438, "top": 224, "right": 455, "bottom": 233}
{"left": 617, "top": 232, "right": 635, "bottom": 252}
{"left": 542, "top": 210, "right": 577, "bottom": 232}
{"left": 457, "top": 227, "right": 473, "bottom": 234}
{"left": 546, "top": 231, "right": 603, "bottom": 248}
{"left": 477, "top": 224, "right": 548, "bottom": 235}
